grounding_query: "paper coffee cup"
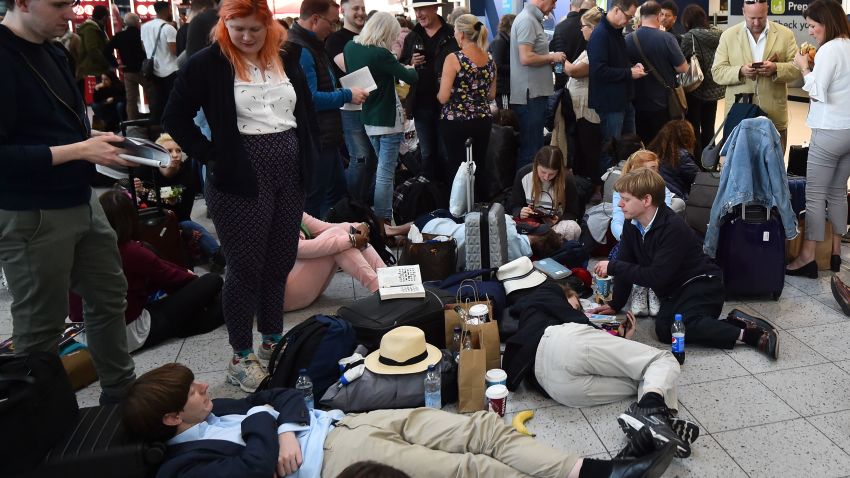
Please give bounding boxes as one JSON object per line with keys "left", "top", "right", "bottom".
{"left": 594, "top": 275, "right": 613, "bottom": 301}
{"left": 485, "top": 368, "right": 507, "bottom": 389}
{"left": 486, "top": 384, "right": 509, "bottom": 417}
{"left": 468, "top": 304, "right": 490, "bottom": 324}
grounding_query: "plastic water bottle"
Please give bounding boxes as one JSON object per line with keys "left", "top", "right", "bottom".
{"left": 462, "top": 330, "right": 473, "bottom": 351}
{"left": 671, "top": 314, "right": 686, "bottom": 365}
{"left": 295, "top": 369, "right": 314, "bottom": 410}
{"left": 424, "top": 364, "right": 441, "bottom": 409}
{"left": 452, "top": 326, "right": 462, "bottom": 363}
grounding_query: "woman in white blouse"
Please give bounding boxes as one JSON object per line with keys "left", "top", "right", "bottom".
{"left": 162, "top": 0, "right": 320, "bottom": 392}
{"left": 786, "top": 0, "right": 850, "bottom": 278}
{"left": 564, "top": 7, "right": 603, "bottom": 200}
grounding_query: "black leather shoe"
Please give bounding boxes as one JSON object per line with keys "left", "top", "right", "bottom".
{"left": 608, "top": 442, "right": 676, "bottom": 478}
{"left": 725, "top": 309, "right": 777, "bottom": 334}
{"left": 832, "top": 255, "right": 841, "bottom": 273}
{"left": 786, "top": 260, "right": 818, "bottom": 278}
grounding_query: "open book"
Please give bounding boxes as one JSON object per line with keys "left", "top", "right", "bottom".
{"left": 377, "top": 265, "right": 425, "bottom": 300}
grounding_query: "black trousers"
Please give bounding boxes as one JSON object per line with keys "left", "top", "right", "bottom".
{"left": 685, "top": 95, "right": 719, "bottom": 155}
{"left": 654, "top": 275, "right": 740, "bottom": 349}
{"left": 149, "top": 72, "right": 177, "bottom": 125}
{"left": 439, "top": 117, "right": 492, "bottom": 201}
{"left": 144, "top": 273, "right": 225, "bottom": 349}
{"left": 635, "top": 108, "right": 671, "bottom": 145}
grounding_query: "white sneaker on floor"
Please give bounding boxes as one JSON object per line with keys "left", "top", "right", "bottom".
{"left": 226, "top": 353, "right": 268, "bottom": 393}
{"left": 630, "top": 285, "right": 649, "bottom": 317}
{"left": 648, "top": 289, "right": 661, "bottom": 317}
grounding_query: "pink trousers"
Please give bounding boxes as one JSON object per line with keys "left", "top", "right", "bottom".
{"left": 284, "top": 228, "right": 385, "bottom": 311}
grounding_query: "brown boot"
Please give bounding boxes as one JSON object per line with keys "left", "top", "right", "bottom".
{"left": 723, "top": 309, "right": 779, "bottom": 360}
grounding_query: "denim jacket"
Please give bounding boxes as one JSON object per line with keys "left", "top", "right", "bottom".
{"left": 703, "top": 117, "right": 798, "bottom": 257}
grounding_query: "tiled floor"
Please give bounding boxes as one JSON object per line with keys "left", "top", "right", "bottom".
{"left": 3, "top": 101, "right": 849, "bottom": 476}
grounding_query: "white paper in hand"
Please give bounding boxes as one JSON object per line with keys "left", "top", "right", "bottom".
{"left": 339, "top": 66, "right": 377, "bottom": 111}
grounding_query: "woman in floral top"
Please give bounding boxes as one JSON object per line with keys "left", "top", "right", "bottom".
{"left": 437, "top": 14, "right": 497, "bottom": 200}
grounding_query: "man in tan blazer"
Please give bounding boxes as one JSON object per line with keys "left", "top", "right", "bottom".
{"left": 711, "top": 0, "right": 801, "bottom": 151}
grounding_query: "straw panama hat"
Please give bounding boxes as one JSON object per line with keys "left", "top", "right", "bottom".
{"left": 364, "top": 326, "right": 442, "bottom": 375}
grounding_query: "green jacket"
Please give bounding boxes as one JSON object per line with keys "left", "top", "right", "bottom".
{"left": 76, "top": 20, "right": 110, "bottom": 79}
{"left": 343, "top": 42, "right": 418, "bottom": 127}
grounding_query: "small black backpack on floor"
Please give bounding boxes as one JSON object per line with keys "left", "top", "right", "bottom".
{"left": 260, "top": 315, "right": 356, "bottom": 400}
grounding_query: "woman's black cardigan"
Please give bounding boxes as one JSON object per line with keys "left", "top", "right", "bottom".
{"left": 162, "top": 42, "right": 319, "bottom": 197}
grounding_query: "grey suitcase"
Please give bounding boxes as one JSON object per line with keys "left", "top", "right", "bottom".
{"left": 465, "top": 202, "right": 508, "bottom": 270}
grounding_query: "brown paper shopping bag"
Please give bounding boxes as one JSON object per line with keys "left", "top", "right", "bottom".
{"left": 457, "top": 346, "right": 487, "bottom": 412}
{"left": 444, "top": 300, "right": 501, "bottom": 371}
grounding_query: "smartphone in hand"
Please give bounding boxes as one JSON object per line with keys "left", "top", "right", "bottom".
{"left": 752, "top": 62, "right": 764, "bottom": 69}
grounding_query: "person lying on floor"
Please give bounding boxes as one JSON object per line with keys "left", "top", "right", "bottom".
{"left": 498, "top": 258, "right": 698, "bottom": 458}
{"left": 70, "top": 190, "right": 224, "bottom": 353}
{"left": 589, "top": 167, "right": 780, "bottom": 359}
{"left": 122, "top": 363, "right": 677, "bottom": 478}
{"left": 284, "top": 213, "right": 386, "bottom": 311}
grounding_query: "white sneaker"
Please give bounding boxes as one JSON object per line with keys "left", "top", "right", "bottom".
{"left": 648, "top": 289, "right": 661, "bottom": 317}
{"left": 630, "top": 286, "right": 649, "bottom": 317}
{"left": 226, "top": 353, "right": 268, "bottom": 393}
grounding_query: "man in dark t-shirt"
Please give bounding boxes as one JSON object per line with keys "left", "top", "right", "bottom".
{"left": 0, "top": 0, "right": 136, "bottom": 404}
{"left": 624, "top": 1, "right": 687, "bottom": 143}
{"left": 324, "top": 0, "right": 375, "bottom": 204}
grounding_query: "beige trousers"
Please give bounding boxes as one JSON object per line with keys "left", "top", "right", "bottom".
{"left": 535, "top": 323, "right": 680, "bottom": 410}
{"left": 321, "top": 408, "right": 579, "bottom": 477}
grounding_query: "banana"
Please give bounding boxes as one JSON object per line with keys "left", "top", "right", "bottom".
{"left": 512, "top": 409, "right": 536, "bottom": 437}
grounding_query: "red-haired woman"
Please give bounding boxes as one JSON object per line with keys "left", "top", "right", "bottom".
{"left": 162, "top": 0, "right": 319, "bottom": 392}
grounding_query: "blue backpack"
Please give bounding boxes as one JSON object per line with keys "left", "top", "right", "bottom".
{"left": 260, "top": 315, "right": 356, "bottom": 400}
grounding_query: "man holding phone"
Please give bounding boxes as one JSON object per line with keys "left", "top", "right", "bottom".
{"left": 711, "top": 0, "right": 801, "bottom": 152}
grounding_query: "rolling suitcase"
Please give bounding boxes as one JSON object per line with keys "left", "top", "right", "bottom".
{"left": 464, "top": 203, "right": 508, "bottom": 271}
{"left": 336, "top": 285, "right": 454, "bottom": 350}
{"left": 715, "top": 204, "right": 785, "bottom": 300}
{"left": 787, "top": 175, "right": 806, "bottom": 215}
{"left": 787, "top": 144, "right": 809, "bottom": 177}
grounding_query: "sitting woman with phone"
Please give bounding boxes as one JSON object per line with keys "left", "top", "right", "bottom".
{"left": 508, "top": 145, "right": 583, "bottom": 240}
{"left": 284, "top": 213, "right": 387, "bottom": 311}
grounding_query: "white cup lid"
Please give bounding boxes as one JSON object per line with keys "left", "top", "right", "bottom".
{"left": 485, "top": 384, "right": 509, "bottom": 399}
{"left": 486, "top": 368, "right": 507, "bottom": 381}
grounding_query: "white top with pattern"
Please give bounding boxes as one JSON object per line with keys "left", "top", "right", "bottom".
{"left": 234, "top": 64, "right": 297, "bottom": 135}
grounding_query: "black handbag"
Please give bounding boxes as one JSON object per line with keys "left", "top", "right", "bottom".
{"left": 684, "top": 171, "right": 721, "bottom": 235}
{"left": 141, "top": 24, "right": 165, "bottom": 80}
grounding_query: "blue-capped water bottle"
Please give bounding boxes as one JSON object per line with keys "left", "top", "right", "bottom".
{"left": 295, "top": 369, "right": 314, "bottom": 410}
{"left": 671, "top": 314, "right": 685, "bottom": 365}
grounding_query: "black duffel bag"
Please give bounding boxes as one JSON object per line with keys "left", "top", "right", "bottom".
{"left": 337, "top": 285, "right": 454, "bottom": 350}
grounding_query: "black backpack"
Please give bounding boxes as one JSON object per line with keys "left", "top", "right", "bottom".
{"left": 260, "top": 315, "right": 356, "bottom": 400}
{"left": 324, "top": 197, "right": 396, "bottom": 265}
{"left": 392, "top": 176, "right": 449, "bottom": 225}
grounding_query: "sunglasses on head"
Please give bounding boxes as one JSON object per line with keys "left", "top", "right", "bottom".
{"left": 744, "top": 0, "right": 768, "bottom": 4}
